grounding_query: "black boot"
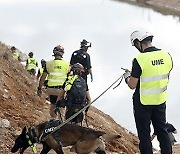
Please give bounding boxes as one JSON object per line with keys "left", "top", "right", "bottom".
{"left": 95, "top": 150, "right": 106, "bottom": 154}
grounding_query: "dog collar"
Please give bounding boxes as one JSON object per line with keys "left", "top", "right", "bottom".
{"left": 25, "top": 134, "right": 37, "bottom": 154}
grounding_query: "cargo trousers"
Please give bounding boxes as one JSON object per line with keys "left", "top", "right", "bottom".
{"left": 133, "top": 96, "right": 172, "bottom": 154}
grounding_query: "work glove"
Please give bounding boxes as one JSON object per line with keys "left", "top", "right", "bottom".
{"left": 90, "top": 74, "right": 93, "bottom": 82}
{"left": 37, "top": 87, "right": 42, "bottom": 96}
{"left": 123, "top": 71, "right": 131, "bottom": 84}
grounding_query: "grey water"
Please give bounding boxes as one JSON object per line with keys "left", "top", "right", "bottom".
{"left": 0, "top": 0, "right": 180, "bottom": 148}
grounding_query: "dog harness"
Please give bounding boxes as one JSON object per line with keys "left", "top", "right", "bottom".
{"left": 39, "top": 119, "right": 62, "bottom": 143}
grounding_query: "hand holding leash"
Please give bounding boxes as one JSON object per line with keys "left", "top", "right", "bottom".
{"left": 121, "top": 67, "right": 130, "bottom": 72}
{"left": 121, "top": 68, "right": 131, "bottom": 84}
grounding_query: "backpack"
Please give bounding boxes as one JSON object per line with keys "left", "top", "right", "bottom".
{"left": 71, "top": 50, "right": 87, "bottom": 69}
{"left": 66, "top": 76, "right": 86, "bottom": 106}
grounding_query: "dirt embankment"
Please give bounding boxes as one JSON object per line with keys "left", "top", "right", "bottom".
{"left": 0, "top": 42, "right": 139, "bottom": 153}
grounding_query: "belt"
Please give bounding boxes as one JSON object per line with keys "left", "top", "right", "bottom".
{"left": 48, "top": 86, "right": 63, "bottom": 89}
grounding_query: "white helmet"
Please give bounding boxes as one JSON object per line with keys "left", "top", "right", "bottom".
{"left": 130, "top": 30, "right": 153, "bottom": 46}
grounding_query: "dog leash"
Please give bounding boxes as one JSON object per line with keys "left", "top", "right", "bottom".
{"left": 84, "top": 113, "right": 89, "bottom": 127}
{"left": 39, "top": 73, "right": 124, "bottom": 142}
{"left": 113, "top": 75, "right": 124, "bottom": 89}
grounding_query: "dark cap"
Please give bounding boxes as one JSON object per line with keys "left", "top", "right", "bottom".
{"left": 80, "top": 39, "right": 91, "bottom": 47}
{"left": 28, "top": 52, "right": 33, "bottom": 56}
{"left": 41, "top": 59, "right": 46, "bottom": 63}
{"left": 11, "top": 46, "right": 16, "bottom": 51}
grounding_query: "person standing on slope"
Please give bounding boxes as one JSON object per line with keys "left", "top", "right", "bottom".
{"left": 123, "top": 29, "right": 173, "bottom": 154}
{"left": 37, "top": 59, "right": 48, "bottom": 87}
{"left": 37, "top": 45, "right": 69, "bottom": 118}
{"left": 26, "top": 52, "right": 38, "bottom": 76}
{"left": 70, "top": 39, "right": 93, "bottom": 83}
{"left": 11, "top": 46, "right": 21, "bottom": 61}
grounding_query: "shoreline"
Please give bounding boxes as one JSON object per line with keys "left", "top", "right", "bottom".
{"left": 114, "top": 0, "right": 180, "bottom": 17}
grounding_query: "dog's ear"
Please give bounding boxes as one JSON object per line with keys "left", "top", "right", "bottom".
{"left": 22, "top": 126, "right": 27, "bottom": 134}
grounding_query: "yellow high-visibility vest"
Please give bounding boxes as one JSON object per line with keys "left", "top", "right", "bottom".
{"left": 27, "top": 58, "right": 37, "bottom": 70}
{"left": 64, "top": 75, "right": 78, "bottom": 92}
{"left": 39, "top": 67, "right": 44, "bottom": 74}
{"left": 46, "top": 60, "right": 69, "bottom": 87}
{"left": 13, "top": 52, "right": 19, "bottom": 60}
{"left": 136, "top": 50, "right": 173, "bottom": 105}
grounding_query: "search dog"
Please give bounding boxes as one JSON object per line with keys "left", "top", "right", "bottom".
{"left": 11, "top": 120, "right": 121, "bottom": 154}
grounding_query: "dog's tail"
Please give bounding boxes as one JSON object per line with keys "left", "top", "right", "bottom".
{"left": 102, "top": 134, "right": 121, "bottom": 141}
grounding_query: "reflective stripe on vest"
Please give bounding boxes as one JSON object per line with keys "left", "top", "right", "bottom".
{"left": 140, "top": 74, "right": 169, "bottom": 94}
{"left": 141, "top": 74, "right": 169, "bottom": 82}
{"left": 27, "top": 58, "right": 37, "bottom": 70}
{"left": 136, "top": 50, "right": 172, "bottom": 105}
{"left": 140, "top": 86, "right": 167, "bottom": 94}
{"left": 49, "top": 72, "right": 66, "bottom": 76}
{"left": 46, "top": 60, "right": 69, "bottom": 86}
